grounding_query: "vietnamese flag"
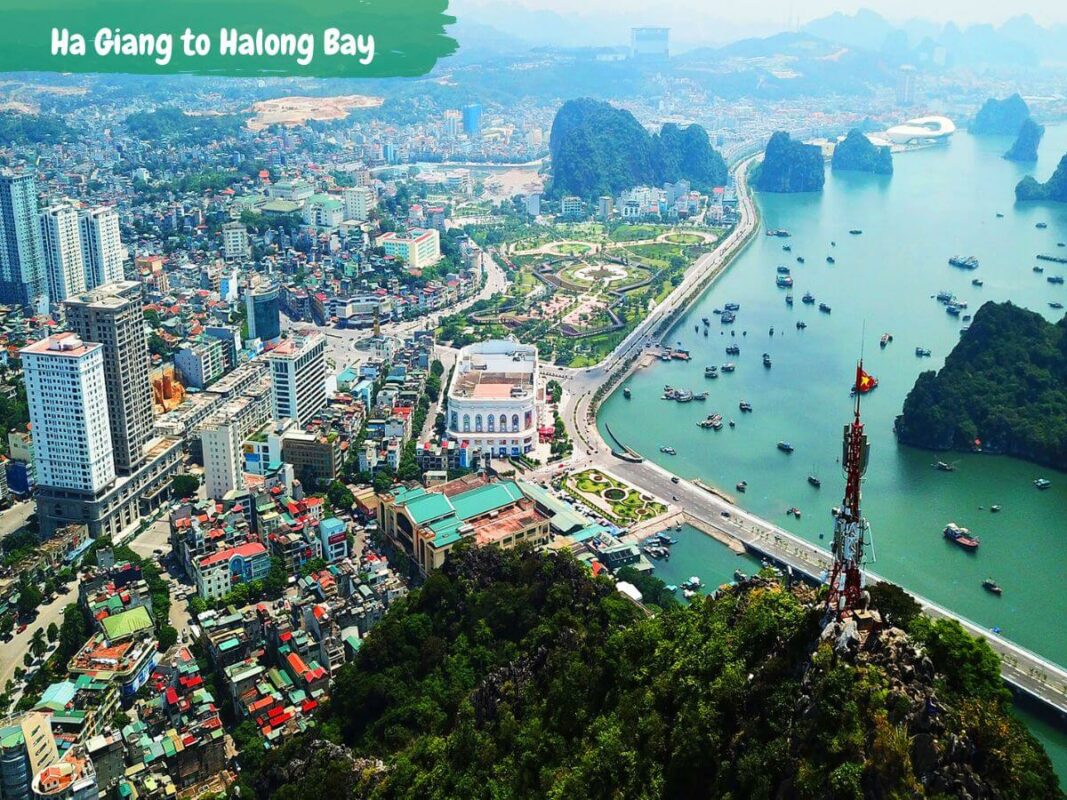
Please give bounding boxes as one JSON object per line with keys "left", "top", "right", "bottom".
{"left": 856, "top": 368, "right": 877, "bottom": 394}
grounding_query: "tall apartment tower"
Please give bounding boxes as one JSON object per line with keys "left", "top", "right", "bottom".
{"left": 21, "top": 332, "right": 116, "bottom": 494}
{"left": 245, "top": 282, "right": 281, "bottom": 342}
{"left": 0, "top": 712, "right": 60, "bottom": 800}
{"left": 40, "top": 202, "right": 87, "bottom": 305}
{"left": 342, "top": 186, "right": 375, "bottom": 221}
{"left": 221, "top": 221, "right": 249, "bottom": 260}
{"left": 202, "top": 416, "right": 242, "bottom": 500}
{"left": 64, "top": 281, "right": 153, "bottom": 475}
{"left": 79, "top": 206, "right": 124, "bottom": 288}
{"left": 0, "top": 171, "right": 47, "bottom": 310}
{"left": 266, "top": 330, "right": 327, "bottom": 426}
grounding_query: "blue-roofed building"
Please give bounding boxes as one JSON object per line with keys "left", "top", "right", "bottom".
{"left": 379, "top": 475, "right": 552, "bottom": 574}
{"left": 318, "top": 517, "right": 349, "bottom": 562}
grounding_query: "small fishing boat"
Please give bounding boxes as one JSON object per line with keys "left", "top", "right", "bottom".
{"left": 796, "top": 321, "right": 807, "bottom": 330}
{"left": 826, "top": 256, "right": 836, "bottom": 264}
{"left": 849, "top": 229, "right": 862, "bottom": 235}
{"left": 1034, "top": 266, "right": 1045, "bottom": 273}
{"left": 736, "top": 481, "right": 747, "bottom": 493}
{"left": 693, "top": 392, "right": 708, "bottom": 401}
{"left": 982, "top": 578, "right": 1003, "bottom": 596}
{"left": 1051, "top": 302, "right": 1064, "bottom": 310}
{"left": 990, "top": 504, "right": 1001, "bottom": 512}
{"left": 819, "top": 303, "right": 832, "bottom": 314}
{"left": 776, "top": 275, "right": 794, "bottom": 288}
{"left": 660, "top": 446, "right": 677, "bottom": 455}
{"left": 623, "top": 387, "right": 632, "bottom": 399}
{"left": 807, "top": 474, "right": 821, "bottom": 488}
{"left": 933, "top": 461, "right": 955, "bottom": 472}
{"left": 802, "top": 292, "right": 815, "bottom": 304}
{"left": 724, "top": 302, "right": 740, "bottom": 311}
{"left": 762, "top": 353, "right": 772, "bottom": 368}
{"left": 721, "top": 363, "right": 736, "bottom": 373}
{"left": 879, "top": 332, "right": 893, "bottom": 348}
{"left": 777, "top": 441, "right": 794, "bottom": 453}
{"left": 943, "top": 522, "right": 979, "bottom": 551}
{"left": 705, "top": 365, "right": 719, "bottom": 378}
{"left": 728, "top": 419, "right": 735, "bottom": 428}
{"left": 1036, "top": 222, "right": 1048, "bottom": 229}
{"left": 915, "top": 347, "right": 932, "bottom": 357}
{"left": 738, "top": 401, "right": 752, "bottom": 413}
{"left": 776, "top": 265, "right": 791, "bottom": 274}
{"left": 787, "top": 506, "right": 801, "bottom": 518}
{"left": 796, "top": 256, "right": 806, "bottom": 264}
{"left": 786, "top": 294, "right": 794, "bottom": 306}
{"left": 972, "top": 278, "right": 984, "bottom": 287}
{"left": 1034, "top": 478, "right": 1052, "bottom": 490}
{"left": 726, "top": 345, "right": 740, "bottom": 355}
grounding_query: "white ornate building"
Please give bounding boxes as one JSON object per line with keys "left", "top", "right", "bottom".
{"left": 446, "top": 341, "right": 540, "bottom": 458}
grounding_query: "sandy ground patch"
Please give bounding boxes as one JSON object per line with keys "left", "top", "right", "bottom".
{"left": 247, "top": 94, "right": 384, "bottom": 130}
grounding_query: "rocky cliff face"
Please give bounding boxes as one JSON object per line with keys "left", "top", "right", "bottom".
{"left": 1016, "top": 153, "right": 1067, "bottom": 202}
{"left": 970, "top": 93, "right": 1030, "bottom": 135}
{"left": 754, "top": 130, "right": 825, "bottom": 192}
{"left": 831, "top": 128, "right": 893, "bottom": 175}
{"left": 1004, "top": 117, "right": 1045, "bottom": 162}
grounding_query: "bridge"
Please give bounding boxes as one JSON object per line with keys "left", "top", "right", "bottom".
{"left": 536, "top": 153, "right": 1067, "bottom": 728}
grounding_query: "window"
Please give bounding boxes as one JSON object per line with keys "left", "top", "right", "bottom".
{"left": 512, "top": 414, "right": 520, "bottom": 432}
{"left": 487, "top": 415, "right": 495, "bottom": 432}
{"left": 475, "top": 415, "right": 483, "bottom": 432}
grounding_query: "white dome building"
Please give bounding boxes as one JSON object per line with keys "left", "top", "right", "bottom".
{"left": 447, "top": 340, "right": 540, "bottom": 458}
{"left": 885, "top": 115, "right": 956, "bottom": 145}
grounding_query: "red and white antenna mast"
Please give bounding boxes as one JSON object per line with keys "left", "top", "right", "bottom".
{"left": 825, "top": 360, "right": 872, "bottom": 619}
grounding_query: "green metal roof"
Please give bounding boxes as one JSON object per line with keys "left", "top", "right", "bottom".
{"left": 101, "top": 605, "right": 153, "bottom": 641}
{"left": 518, "top": 481, "right": 590, "bottom": 534}
{"left": 451, "top": 481, "right": 524, "bottom": 520}
{"left": 427, "top": 516, "right": 466, "bottom": 549}
{"left": 403, "top": 492, "right": 454, "bottom": 525}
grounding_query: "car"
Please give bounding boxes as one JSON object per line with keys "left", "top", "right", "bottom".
{"left": 671, "top": 476, "right": 680, "bottom": 484}
{"left": 16, "top": 624, "right": 27, "bottom": 634}
{"left": 720, "top": 510, "right": 731, "bottom": 518}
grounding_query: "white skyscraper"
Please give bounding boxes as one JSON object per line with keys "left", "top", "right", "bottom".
{"left": 201, "top": 416, "right": 242, "bottom": 500}
{"left": 79, "top": 206, "right": 124, "bottom": 288}
{"left": 21, "top": 332, "right": 115, "bottom": 494}
{"left": 222, "top": 221, "right": 249, "bottom": 260}
{"left": 266, "top": 330, "right": 327, "bottom": 426}
{"left": 342, "top": 186, "right": 375, "bottom": 222}
{"left": 40, "top": 202, "right": 86, "bottom": 305}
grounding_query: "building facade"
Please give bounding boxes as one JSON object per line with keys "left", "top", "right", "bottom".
{"left": 245, "top": 283, "right": 280, "bottom": 343}
{"left": 266, "top": 331, "right": 326, "bottom": 426}
{"left": 446, "top": 340, "right": 540, "bottom": 457}
{"left": 39, "top": 203, "right": 86, "bottom": 306}
{"left": 375, "top": 228, "right": 441, "bottom": 270}
{"left": 221, "top": 221, "right": 249, "bottom": 260}
{"left": 78, "top": 206, "right": 123, "bottom": 289}
{"left": 0, "top": 171, "right": 46, "bottom": 310}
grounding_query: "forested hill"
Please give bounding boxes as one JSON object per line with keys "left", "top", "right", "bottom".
{"left": 1017, "top": 154, "right": 1067, "bottom": 203}
{"left": 831, "top": 128, "right": 893, "bottom": 175}
{"left": 896, "top": 301, "right": 1067, "bottom": 469}
{"left": 235, "top": 545, "right": 1062, "bottom": 800}
{"left": 753, "top": 130, "right": 825, "bottom": 192}
{"left": 970, "top": 93, "right": 1030, "bottom": 135}
{"left": 548, "top": 98, "right": 727, "bottom": 198}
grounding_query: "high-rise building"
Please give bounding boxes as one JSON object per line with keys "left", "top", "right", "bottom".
{"left": 462, "top": 103, "right": 482, "bottom": 138}
{"left": 245, "top": 283, "right": 281, "bottom": 343}
{"left": 39, "top": 202, "right": 87, "bottom": 305}
{"left": 896, "top": 65, "right": 917, "bottom": 107}
{"left": 202, "top": 416, "right": 242, "bottom": 500}
{"left": 21, "top": 332, "right": 115, "bottom": 494}
{"left": 342, "top": 186, "right": 375, "bottom": 221}
{"left": 0, "top": 712, "right": 59, "bottom": 800}
{"left": 443, "top": 109, "right": 461, "bottom": 137}
{"left": 78, "top": 206, "right": 123, "bottom": 289}
{"left": 0, "top": 171, "right": 47, "bottom": 310}
{"left": 266, "top": 330, "right": 326, "bottom": 426}
{"left": 64, "top": 281, "right": 153, "bottom": 475}
{"left": 221, "top": 221, "right": 249, "bottom": 260}
{"left": 631, "top": 27, "right": 669, "bottom": 60}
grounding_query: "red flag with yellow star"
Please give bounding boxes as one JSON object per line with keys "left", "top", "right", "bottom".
{"left": 856, "top": 368, "right": 877, "bottom": 394}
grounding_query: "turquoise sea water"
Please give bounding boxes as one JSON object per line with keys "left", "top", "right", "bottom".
{"left": 601, "top": 126, "right": 1067, "bottom": 779}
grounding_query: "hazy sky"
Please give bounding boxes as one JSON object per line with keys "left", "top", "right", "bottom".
{"left": 465, "top": 0, "right": 1065, "bottom": 27}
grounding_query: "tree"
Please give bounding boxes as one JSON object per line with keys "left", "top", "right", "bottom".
{"left": 170, "top": 473, "right": 200, "bottom": 499}
{"left": 263, "top": 557, "right": 289, "bottom": 598}
{"left": 46, "top": 622, "right": 58, "bottom": 643}
{"left": 867, "top": 582, "right": 922, "bottom": 631}
{"left": 29, "top": 629, "right": 46, "bottom": 660}
{"left": 326, "top": 480, "right": 355, "bottom": 512}
{"left": 0, "top": 613, "right": 13, "bottom": 638}
{"left": 157, "top": 625, "right": 179, "bottom": 651}
{"left": 372, "top": 469, "right": 396, "bottom": 495}
{"left": 17, "top": 579, "right": 43, "bottom": 617}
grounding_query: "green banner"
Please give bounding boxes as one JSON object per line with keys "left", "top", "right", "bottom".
{"left": 0, "top": 0, "right": 458, "bottom": 77}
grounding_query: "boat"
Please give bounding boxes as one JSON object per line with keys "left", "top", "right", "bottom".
{"left": 786, "top": 294, "right": 794, "bottom": 306}
{"left": 879, "top": 332, "right": 893, "bottom": 348}
{"left": 671, "top": 349, "right": 692, "bottom": 361}
{"left": 721, "top": 363, "right": 736, "bottom": 373}
{"left": 831, "top": 241, "right": 836, "bottom": 246}
{"left": 972, "top": 278, "right": 984, "bottom": 287}
{"left": 990, "top": 505, "right": 1001, "bottom": 512}
{"left": 767, "top": 229, "right": 791, "bottom": 238}
{"left": 734, "top": 570, "right": 748, "bottom": 582}
{"left": 783, "top": 244, "right": 792, "bottom": 252}
{"left": 849, "top": 229, "right": 863, "bottom": 235}
{"left": 1047, "top": 275, "right": 1065, "bottom": 284}
{"left": 962, "top": 314, "right": 972, "bottom": 322}
{"left": 736, "top": 481, "right": 747, "bottom": 493}
{"left": 790, "top": 507, "right": 802, "bottom": 519}
{"left": 724, "top": 302, "right": 741, "bottom": 311}
{"left": 728, "top": 419, "right": 736, "bottom": 428}
{"left": 693, "top": 392, "right": 708, "bottom": 401}
{"left": 659, "top": 446, "right": 676, "bottom": 455}
{"left": 725, "top": 345, "right": 740, "bottom": 355}
{"left": 943, "top": 522, "right": 980, "bottom": 551}
{"left": 705, "top": 365, "right": 719, "bottom": 378}
{"left": 702, "top": 317, "right": 710, "bottom": 326}
{"left": 946, "top": 304, "right": 962, "bottom": 316}
{"left": 982, "top": 578, "right": 1003, "bottom": 596}
{"left": 933, "top": 461, "right": 956, "bottom": 472}
{"left": 1034, "top": 478, "right": 1052, "bottom": 490}
{"left": 949, "top": 255, "right": 979, "bottom": 270}
{"left": 915, "top": 347, "right": 932, "bottom": 357}
{"left": 1034, "top": 266, "right": 1045, "bottom": 273}
{"left": 995, "top": 212, "right": 1004, "bottom": 218}
{"left": 776, "top": 265, "right": 791, "bottom": 274}
{"left": 808, "top": 474, "right": 821, "bottom": 488}
{"left": 721, "top": 311, "right": 736, "bottom": 325}
{"left": 762, "top": 353, "right": 772, "bottom": 368}
{"left": 675, "top": 390, "right": 693, "bottom": 403}
{"left": 819, "top": 303, "right": 832, "bottom": 314}
{"left": 777, "top": 441, "right": 794, "bottom": 453}
{"left": 796, "top": 256, "right": 806, "bottom": 264}
{"left": 739, "top": 401, "right": 752, "bottom": 412}
{"left": 1051, "top": 302, "right": 1064, "bottom": 310}
{"left": 695, "top": 325, "right": 699, "bottom": 332}
{"left": 1036, "top": 222, "right": 1048, "bottom": 229}
{"left": 704, "top": 329, "right": 709, "bottom": 337}
{"left": 826, "top": 256, "right": 836, "bottom": 264}
{"left": 697, "top": 414, "right": 724, "bottom": 430}
{"left": 623, "top": 387, "right": 631, "bottom": 399}
{"left": 776, "top": 275, "right": 794, "bottom": 288}
{"left": 802, "top": 292, "right": 815, "bottom": 304}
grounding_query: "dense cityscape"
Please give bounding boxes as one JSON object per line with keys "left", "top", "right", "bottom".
{"left": 0, "top": 5, "right": 1065, "bottom": 799}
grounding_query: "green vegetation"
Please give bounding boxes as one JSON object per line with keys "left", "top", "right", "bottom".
{"left": 1, "top": 529, "right": 38, "bottom": 568}
{"left": 0, "top": 111, "right": 73, "bottom": 145}
{"left": 125, "top": 107, "right": 248, "bottom": 144}
{"left": 1004, "top": 118, "right": 1044, "bottom": 163}
{"left": 235, "top": 547, "right": 1062, "bottom": 800}
{"left": 831, "top": 129, "right": 893, "bottom": 175}
{"left": 896, "top": 301, "right": 1067, "bottom": 469}
{"left": 663, "top": 232, "right": 703, "bottom": 244}
{"left": 753, "top": 131, "right": 825, "bottom": 193}
{"left": 569, "top": 469, "right": 666, "bottom": 523}
{"left": 1016, "top": 154, "right": 1067, "bottom": 202}
{"left": 615, "top": 565, "right": 679, "bottom": 611}
{"left": 170, "top": 473, "right": 200, "bottom": 500}
{"left": 971, "top": 93, "right": 1030, "bottom": 135}
{"left": 549, "top": 98, "right": 726, "bottom": 198}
